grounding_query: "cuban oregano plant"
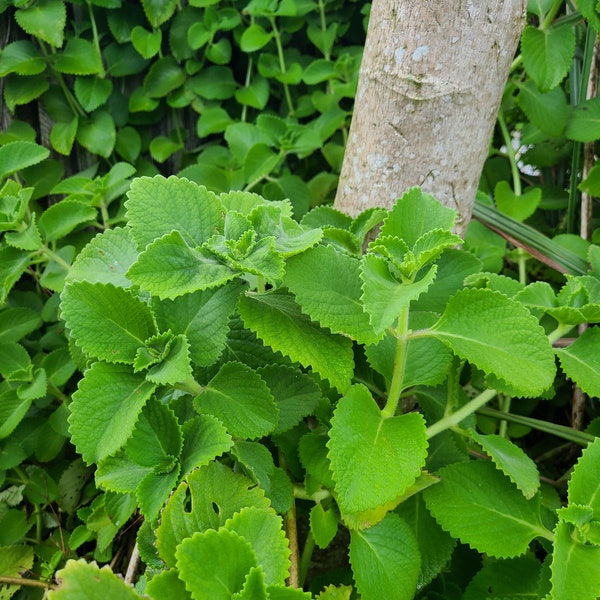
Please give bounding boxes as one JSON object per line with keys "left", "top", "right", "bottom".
{"left": 52, "top": 177, "right": 600, "bottom": 599}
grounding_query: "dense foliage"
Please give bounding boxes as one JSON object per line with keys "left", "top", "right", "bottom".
{"left": 1, "top": 0, "right": 600, "bottom": 598}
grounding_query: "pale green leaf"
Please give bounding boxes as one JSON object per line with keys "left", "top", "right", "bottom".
{"left": 0, "top": 248, "right": 31, "bottom": 304}
{"left": 0, "top": 342, "right": 31, "bottom": 380}
{"left": 256, "top": 364, "right": 321, "bottom": 433}
{"left": 240, "top": 24, "right": 273, "bottom": 52}
{"left": 232, "top": 440, "right": 275, "bottom": 492}
{"left": 145, "top": 569, "right": 191, "bottom": 600}
{"left": 37, "top": 200, "right": 96, "bottom": 242}
{"left": 225, "top": 506, "right": 290, "bottom": 586}
{"left": 556, "top": 327, "right": 600, "bottom": 398}
{"left": 145, "top": 334, "right": 193, "bottom": 386}
{"left": 179, "top": 415, "right": 233, "bottom": 477}
{"left": 567, "top": 437, "right": 600, "bottom": 514}
{"left": 469, "top": 430, "right": 540, "bottom": 499}
{"left": 176, "top": 529, "right": 257, "bottom": 600}
{"left": 310, "top": 503, "right": 338, "bottom": 549}
{"left": 153, "top": 281, "right": 246, "bottom": 366}
{"left": 566, "top": 97, "right": 600, "bottom": 142}
{"left": 68, "top": 362, "right": 155, "bottom": 464}
{"left": 66, "top": 227, "right": 138, "bottom": 288}
{"left": 61, "top": 282, "right": 157, "bottom": 363}
{"left": 74, "top": 76, "right": 113, "bottom": 112}
{"left": 0, "top": 40, "right": 46, "bottom": 76}
{"left": 131, "top": 25, "right": 162, "bottom": 59}
{"left": 49, "top": 559, "right": 141, "bottom": 599}
{"left": 430, "top": 288, "right": 556, "bottom": 396}
{"left": 298, "top": 432, "right": 334, "bottom": 489}
{"left": 315, "top": 585, "right": 353, "bottom": 600}
{"left": 423, "top": 460, "right": 549, "bottom": 557}
{"left": 349, "top": 514, "right": 420, "bottom": 600}
{"left": 238, "top": 291, "right": 354, "bottom": 392}
{"left": 156, "top": 462, "right": 270, "bottom": 567}
{"left": 517, "top": 80, "right": 568, "bottom": 137}
{"left": 137, "top": 469, "right": 180, "bottom": 519}
{"left": 494, "top": 181, "right": 542, "bottom": 223}
{"left": 361, "top": 254, "right": 437, "bottom": 333}
{"left": 0, "top": 544, "right": 34, "bottom": 598}
{"left": 141, "top": 0, "right": 178, "bottom": 27}
{"left": 95, "top": 453, "right": 153, "bottom": 494}
{"left": 550, "top": 520, "right": 600, "bottom": 600}
{"left": 395, "top": 494, "right": 455, "bottom": 588}
{"left": 15, "top": 0, "right": 66, "bottom": 48}
{"left": 233, "top": 567, "right": 268, "bottom": 600}
{"left": 76, "top": 110, "right": 115, "bottom": 158}
{"left": 327, "top": 385, "right": 428, "bottom": 514}
{"left": 195, "top": 361, "right": 279, "bottom": 439}
{"left": 0, "top": 307, "right": 42, "bottom": 344}
{"left": 0, "top": 389, "right": 31, "bottom": 439}
{"left": 521, "top": 24, "right": 575, "bottom": 91}
{"left": 284, "top": 244, "right": 380, "bottom": 344}
{"left": 0, "top": 141, "right": 49, "bottom": 180}
{"left": 50, "top": 117, "right": 78, "bottom": 155}
{"left": 127, "top": 230, "right": 238, "bottom": 298}
{"left": 54, "top": 39, "right": 103, "bottom": 75}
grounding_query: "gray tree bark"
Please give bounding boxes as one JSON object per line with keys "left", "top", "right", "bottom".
{"left": 334, "top": 0, "right": 527, "bottom": 235}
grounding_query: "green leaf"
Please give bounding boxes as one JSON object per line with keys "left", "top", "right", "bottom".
{"left": 67, "top": 227, "right": 138, "bottom": 288}
{"left": 179, "top": 414, "right": 233, "bottom": 477}
{"left": 0, "top": 40, "right": 46, "bottom": 76}
{"left": 149, "top": 135, "right": 183, "bottom": 163}
{"left": 144, "top": 334, "right": 193, "bottom": 385}
{"left": 494, "top": 181, "right": 542, "bottom": 223}
{"left": 349, "top": 514, "right": 420, "bottom": 600}
{"left": 49, "top": 559, "right": 142, "bottom": 599}
{"left": 517, "top": 80, "right": 568, "bottom": 137}
{"left": 550, "top": 520, "right": 600, "bottom": 600}
{"left": 54, "top": 38, "right": 103, "bottom": 75}
{"left": 556, "top": 327, "right": 600, "bottom": 397}
{"left": 0, "top": 247, "right": 31, "bottom": 304}
{"left": 238, "top": 291, "right": 354, "bottom": 392}
{"left": 189, "top": 66, "right": 237, "bottom": 100}
{"left": 240, "top": 24, "right": 273, "bottom": 52}
{"left": 37, "top": 200, "right": 96, "bottom": 242}
{"left": 0, "top": 342, "right": 31, "bottom": 380}
{"left": 76, "top": 110, "right": 116, "bottom": 158}
{"left": 195, "top": 361, "right": 279, "bottom": 439}
{"left": 145, "top": 569, "right": 191, "bottom": 600}
{"left": 256, "top": 365, "right": 321, "bottom": 434}
{"left": 68, "top": 362, "right": 155, "bottom": 464}
{"left": 131, "top": 25, "right": 162, "bottom": 59}
{"left": 303, "top": 59, "right": 338, "bottom": 85}
{"left": 0, "top": 389, "right": 32, "bottom": 439}
{"left": 95, "top": 453, "right": 152, "bottom": 494}
{"left": 125, "top": 175, "right": 223, "bottom": 249}
{"left": 225, "top": 507, "right": 290, "bottom": 585}
{"left": 61, "top": 281, "right": 157, "bottom": 363}
{"left": 0, "top": 307, "right": 42, "bottom": 343}
{"left": 430, "top": 288, "right": 556, "bottom": 396}
{"left": 423, "top": 460, "right": 549, "bottom": 557}
{"left": 50, "top": 117, "right": 79, "bottom": 155}
{"left": 521, "top": 24, "right": 575, "bottom": 91}
{"left": 156, "top": 462, "right": 270, "bottom": 567}
{"left": 0, "top": 544, "right": 34, "bottom": 597}
{"left": 361, "top": 255, "right": 437, "bottom": 333}
{"left": 568, "top": 437, "right": 600, "bottom": 513}
{"left": 0, "top": 141, "right": 49, "bottom": 180}
{"left": 127, "top": 230, "right": 238, "bottom": 298}
{"left": 74, "top": 77, "right": 113, "bottom": 112}
{"left": 4, "top": 73, "right": 49, "bottom": 112}
{"left": 566, "top": 97, "right": 600, "bottom": 142}
{"left": 395, "top": 494, "right": 456, "bottom": 588}
{"left": 244, "top": 143, "right": 280, "bottom": 184}
{"left": 285, "top": 244, "right": 380, "bottom": 344}
{"left": 15, "top": 0, "right": 66, "bottom": 48}
{"left": 137, "top": 469, "right": 180, "bottom": 520}
{"left": 176, "top": 529, "right": 257, "bottom": 600}
{"left": 235, "top": 76, "right": 270, "bottom": 110}
{"left": 141, "top": 0, "right": 178, "bottom": 27}
{"left": 469, "top": 430, "right": 540, "bottom": 499}
{"left": 327, "top": 385, "right": 428, "bottom": 515}
{"left": 310, "top": 503, "right": 338, "bottom": 549}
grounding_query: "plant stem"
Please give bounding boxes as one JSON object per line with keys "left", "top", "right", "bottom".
{"left": 541, "top": 0, "right": 564, "bottom": 30}
{"left": 298, "top": 531, "right": 315, "bottom": 588}
{"left": 0, "top": 576, "right": 56, "bottom": 590}
{"left": 285, "top": 500, "right": 299, "bottom": 588}
{"left": 426, "top": 388, "right": 498, "bottom": 439}
{"left": 268, "top": 16, "right": 295, "bottom": 115}
{"left": 381, "top": 307, "right": 409, "bottom": 418}
{"left": 175, "top": 377, "right": 204, "bottom": 396}
{"left": 39, "top": 246, "right": 72, "bottom": 271}
{"left": 86, "top": 0, "right": 105, "bottom": 78}
{"left": 547, "top": 322, "right": 576, "bottom": 345}
{"left": 498, "top": 395, "right": 511, "bottom": 438}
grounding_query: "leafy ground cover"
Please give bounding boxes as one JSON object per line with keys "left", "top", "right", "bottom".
{"left": 1, "top": 0, "right": 600, "bottom": 598}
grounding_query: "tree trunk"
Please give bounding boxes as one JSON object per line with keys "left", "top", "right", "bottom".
{"left": 334, "top": 0, "right": 526, "bottom": 235}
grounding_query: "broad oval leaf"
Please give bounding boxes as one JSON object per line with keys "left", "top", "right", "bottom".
{"left": 15, "top": 0, "right": 66, "bottom": 48}
{"left": 0, "top": 141, "right": 49, "bottom": 180}
{"left": 566, "top": 97, "right": 600, "bottom": 143}
{"left": 555, "top": 327, "right": 600, "bottom": 398}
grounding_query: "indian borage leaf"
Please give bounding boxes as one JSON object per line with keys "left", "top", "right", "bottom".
{"left": 156, "top": 462, "right": 271, "bottom": 567}
{"left": 429, "top": 288, "right": 556, "bottom": 396}
{"left": 61, "top": 282, "right": 157, "bottom": 363}
{"left": 555, "top": 327, "right": 600, "bottom": 398}
{"left": 66, "top": 227, "right": 138, "bottom": 288}
{"left": 127, "top": 230, "right": 239, "bottom": 298}
{"left": 137, "top": 469, "right": 181, "bottom": 520}
{"left": 568, "top": 437, "right": 600, "bottom": 514}
{"left": 125, "top": 175, "right": 224, "bottom": 250}
{"left": 234, "top": 567, "right": 269, "bottom": 600}
{"left": 68, "top": 362, "right": 156, "bottom": 464}
{"left": 195, "top": 361, "right": 279, "bottom": 439}
{"left": 423, "top": 460, "right": 550, "bottom": 558}
{"left": 327, "top": 385, "right": 428, "bottom": 515}
{"left": 145, "top": 334, "right": 193, "bottom": 386}
{"left": 284, "top": 244, "right": 381, "bottom": 345}
{"left": 349, "top": 514, "right": 420, "bottom": 600}
{"left": 225, "top": 507, "right": 291, "bottom": 586}
{"left": 238, "top": 290, "right": 354, "bottom": 392}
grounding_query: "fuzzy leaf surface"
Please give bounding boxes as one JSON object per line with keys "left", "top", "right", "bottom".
{"left": 568, "top": 437, "right": 600, "bottom": 513}
{"left": 68, "top": 362, "right": 155, "bottom": 464}
{"left": 555, "top": 327, "right": 600, "bottom": 398}
{"left": 430, "top": 288, "right": 555, "bottom": 396}
{"left": 196, "top": 361, "right": 279, "bottom": 439}
{"left": 156, "top": 462, "right": 270, "bottom": 567}
{"left": 125, "top": 175, "right": 223, "bottom": 249}
{"left": 61, "top": 282, "right": 157, "bottom": 363}
{"left": 224, "top": 507, "right": 290, "bottom": 586}
{"left": 469, "top": 430, "right": 540, "bottom": 499}
{"left": 176, "top": 529, "right": 257, "bottom": 600}
{"left": 327, "top": 385, "right": 428, "bottom": 515}
{"left": 423, "top": 460, "right": 549, "bottom": 557}
{"left": 349, "top": 514, "right": 420, "bottom": 600}
{"left": 238, "top": 291, "right": 354, "bottom": 391}
{"left": 284, "top": 244, "right": 379, "bottom": 344}
{"left": 127, "top": 230, "right": 238, "bottom": 298}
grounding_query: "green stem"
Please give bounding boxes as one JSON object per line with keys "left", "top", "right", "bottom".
{"left": 547, "top": 322, "right": 576, "bottom": 345}
{"left": 175, "top": 377, "right": 204, "bottom": 396}
{"left": 86, "top": 0, "right": 105, "bottom": 78}
{"left": 268, "top": 16, "right": 295, "bottom": 115}
{"left": 426, "top": 388, "right": 498, "bottom": 439}
{"left": 38, "top": 246, "right": 72, "bottom": 271}
{"left": 497, "top": 111, "right": 522, "bottom": 196}
{"left": 381, "top": 308, "right": 410, "bottom": 418}
{"left": 293, "top": 485, "right": 331, "bottom": 503}
{"left": 0, "top": 576, "right": 56, "bottom": 590}
{"left": 298, "top": 531, "right": 315, "bottom": 588}
{"left": 498, "top": 395, "right": 511, "bottom": 438}
{"left": 541, "top": 0, "right": 564, "bottom": 29}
